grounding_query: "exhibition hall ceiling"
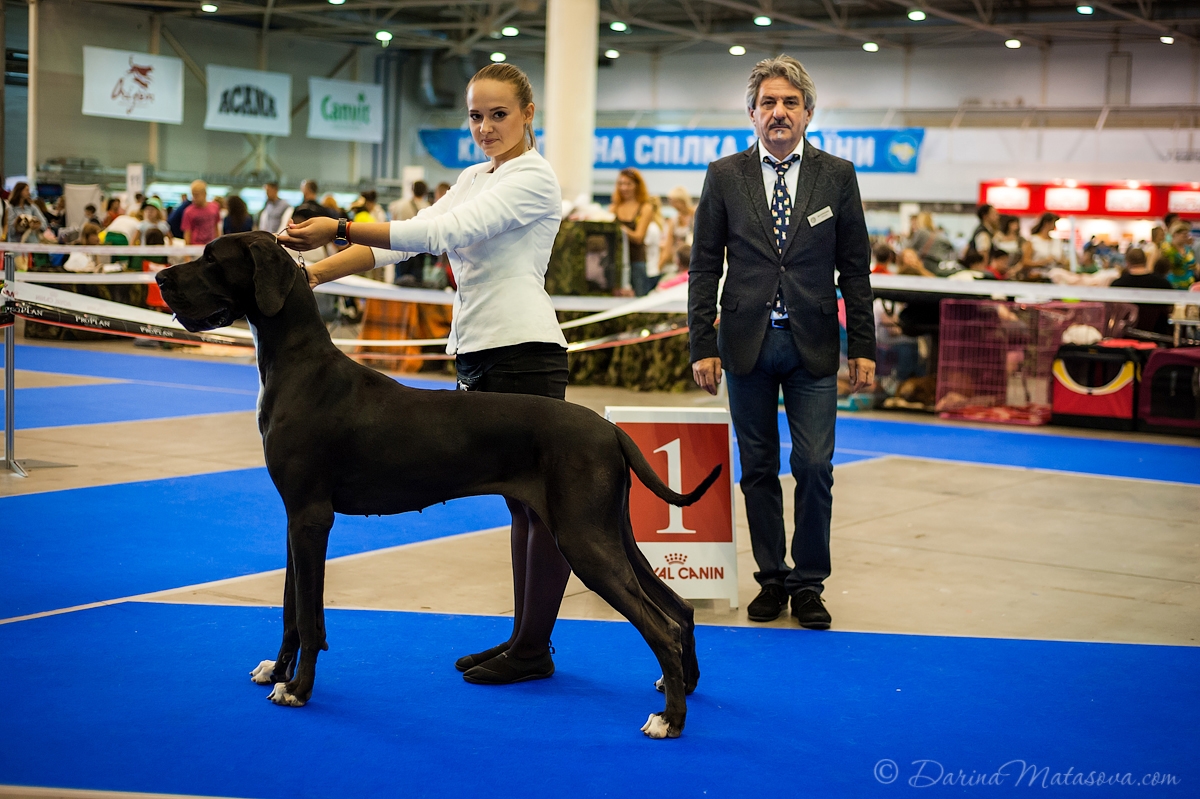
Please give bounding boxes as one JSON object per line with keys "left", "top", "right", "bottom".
{"left": 84, "top": 0, "right": 1200, "bottom": 54}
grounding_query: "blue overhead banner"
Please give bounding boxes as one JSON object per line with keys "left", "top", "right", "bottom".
{"left": 418, "top": 127, "right": 923, "bottom": 173}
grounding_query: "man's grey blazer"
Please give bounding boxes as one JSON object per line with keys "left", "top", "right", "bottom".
{"left": 688, "top": 140, "right": 876, "bottom": 378}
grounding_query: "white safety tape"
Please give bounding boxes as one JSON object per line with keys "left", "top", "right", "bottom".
{"left": 1, "top": 242, "right": 203, "bottom": 256}
{"left": 870, "top": 273, "right": 1200, "bottom": 306}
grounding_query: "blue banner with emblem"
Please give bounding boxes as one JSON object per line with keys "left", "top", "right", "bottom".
{"left": 417, "top": 127, "right": 923, "bottom": 173}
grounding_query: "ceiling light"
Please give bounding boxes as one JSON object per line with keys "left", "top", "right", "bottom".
{"left": 753, "top": 15, "right": 772, "bottom": 26}
{"left": 375, "top": 30, "right": 393, "bottom": 43}
{"left": 605, "top": 49, "right": 620, "bottom": 59}
{"left": 501, "top": 25, "right": 519, "bottom": 36}
{"left": 907, "top": 9, "right": 926, "bottom": 21}
{"left": 1160, "top": 35, "right": 1175, "bottom": 44}
{"left": 609, "top": 20, "right": 628, "bottom": 32}
{"left": 200, "top": 3, "right": 217, "bottom": 11}
{"left": 862, "top": 41, "right": 879, "bottom": 52}
{"left": 1005, "top": 38, "right": 1021, "bottom": 48}
{"left": 1075, "top": 3, "right": 1093, "bottom": 14}
{"left": 327, "top": 0, "right": 345, "bottom": 5}
{"left": 729, "top": 45, "right": 746, "bottom": 55}
{"left": 490, "top": 51, "right": 507, "bottom": 62}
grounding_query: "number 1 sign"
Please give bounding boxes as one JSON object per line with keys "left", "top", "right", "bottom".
{"left": 605, "top": 407, "right": 739, "bottom": 608}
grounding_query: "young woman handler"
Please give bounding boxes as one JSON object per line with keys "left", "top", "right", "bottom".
{"left": 278, "top": 64, "right": 571, "bottom": 685}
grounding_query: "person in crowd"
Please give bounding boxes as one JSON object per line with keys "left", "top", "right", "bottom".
{"left": 655, "top": 242, "right": 691, "bottom": 291}
{"left": 167, "top": 194, "right": 190, "bottom": 239}
{"left": 983, "top": 247, "right": 1015, "bottom": 280}
{"left": 44, "top": 196, "right": 66, "bottom": 233}
{"left": 965, "top": 203, "right": 999, "bottom": 262}
{"left": 257, "top": 181, "right": 293, "bottom": 233}
{"left": 689, "top": 55, "right": 874, "bottom": 630}
{"left": 7, "top": 182, "right": 47, "bottom": 242}
{"left": 1111, "top": 247, "right": 1173, "bottom": 335}
{"left": 103, "top": 204, "right": 142, "bottom": 256}
{"left": 1144, "top": 226, "right": 1166, "bottom": 272}
{"left": 294, "top": 180, "right": 337, "bottom": 220}
{"left": 83, "top": 203, "right": 101, "bottom": 227}
{"left": 389, "top": 181, "right": 430, "bottom": 222}
{"left": 358, "top": 190, "right": 388, "bottom": 223}
{"left": 871, "top": 242, "right": 896, "bottom": 274}
{"left": 223, "top": 195, "right": 255, "bottom": 235}
{"left": 434, "top": 182, "right": 452, "bottom": 202}
{"left": 320, "top": 194, "right": 344, "bottom": 218}
{"left": 610, "top": 167, "right": 656, "bottom": 295}
{"left": 1163, "top": 212, "right": 1179, "bottom": 233}
{"left": 906, "top": 211, "right": 957, "bottom": 275}
{"left": 1159, "top": 221, "right": 1196, "bottom": 289}
{"left": 279, "top": 63, "right": 571, "bottom": 686}
{"left": 642, "top": 196, "right": 666, "bottom": 292}
{"left": 898, "top": 247, "right": 936, "bottom": 277}
{"left": 662, "top": 186, "right": 695, "bottom": 273}
{"left": 102, "top": 197, "right": 123, "bottom": 227}
{"left": 992, "top": 215, "right": 1023, "bottom": 259}
{"left": 137, "top": 198, "right": 173, "bottom": 244}
{"left": 181, "top": 180, "right": 220, "bottom": 247}
{"left": 1020, "top": 212, "right": 1065, "bottom": 275}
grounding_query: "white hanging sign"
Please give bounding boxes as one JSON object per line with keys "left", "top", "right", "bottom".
{"left": 605, "top": 407, "right": 739, "bottom": 608}
{"left": 307, "top": 77, "right": 384, "bottom": 143}
{"left": 81, "top": 46, "right": 184, "bottom": 124}
{"left": 204, "top": 65, "right": 292, "bottom": 136}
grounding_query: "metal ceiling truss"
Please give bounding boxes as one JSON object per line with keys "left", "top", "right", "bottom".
{"left": 78, "top": 0, "right": 1200, "bottom": 56}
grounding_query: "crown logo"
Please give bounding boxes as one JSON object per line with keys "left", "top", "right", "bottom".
{"left": 665, "top": 553, "right": 687, "bottom": 565}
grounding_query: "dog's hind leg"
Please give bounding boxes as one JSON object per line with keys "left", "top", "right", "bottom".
{"left": 558, "top": 531, "right": 688, "bottom": 739}
{"left": 251, "top": 538, "right": 300, "bottom": 686}
{"left": 621, "top": 513, "right": 700, "bottom": 695}
{"left": 267, "top": 502, "right": 334, "bottom": 708}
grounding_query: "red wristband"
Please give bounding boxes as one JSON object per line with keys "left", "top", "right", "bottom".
{"left": 345, "top": 220, "right": 353, "bottom": 244}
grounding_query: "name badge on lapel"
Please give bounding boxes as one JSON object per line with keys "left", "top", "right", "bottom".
{"left": 807, "top": 206, "right": 833, "bottom": 227}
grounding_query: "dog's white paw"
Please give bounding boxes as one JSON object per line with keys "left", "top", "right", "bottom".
{"left": 641, "top": 713, "right": 672, "bottom": 739}
{"left": 267, "top": 682, "right": 305, "bottom": 707}
{"left": 654, "top": 675, "right": 665, "bottom": 692}
{"left": 250, "top": 660, "right": 276, "bottom": 685}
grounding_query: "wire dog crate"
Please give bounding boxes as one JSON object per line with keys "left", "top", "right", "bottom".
{"left": 936, "top": 299, "right": 1107, "bottom": 426}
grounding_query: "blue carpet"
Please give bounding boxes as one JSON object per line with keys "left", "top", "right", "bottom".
{"left": 833, "top": 416, "right": 1200, "bottom": 484}
{"left": 0, "top": 602, "right": 1194, "bottom": 798}
{"left": 0, "top": 468, "right": 510, "bottom": 619}
{"left": 1, "top": 346, "right": 455, "bottom": 431}
{"left": 1, "top": 383, "right": 259, "bottom": 429}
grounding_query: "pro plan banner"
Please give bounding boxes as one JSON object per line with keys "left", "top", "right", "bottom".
{"left": 205, "top": 65, "right": 292, "bottom": 136}
{"left": 605, "top": 407, "right": 739, "bottom": 608}
{"left": 307, "top": 78, "right": 384, "bottom": 143}
{"left": 81, "top": 46, "right": 184, "bottom": 124}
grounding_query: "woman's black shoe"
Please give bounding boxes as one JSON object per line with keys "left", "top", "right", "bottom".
{"left": 462, "top": 650, "right": 555, "bottom": 684}
{"left": 454, "top": 642, "right": 510, "bottom": 672}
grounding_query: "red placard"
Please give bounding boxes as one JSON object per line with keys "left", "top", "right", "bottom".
{"left": 978, "top": 181, "right": 1200, "bottom": 219}
{"left": 617, "top": 421, "right": 733, "bottom": 544}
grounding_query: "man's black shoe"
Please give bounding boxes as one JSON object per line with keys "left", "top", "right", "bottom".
{"left": 746, "top": 584, "right": 789, "bottom": 622}
{"left": 791, "top": 590, "right": 832, "bottom": 630}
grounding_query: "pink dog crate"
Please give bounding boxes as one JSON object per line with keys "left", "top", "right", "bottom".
{"left": 936, "top": 299, "right": 1106, "bottom": 426}
{"left": 1137, "top": 348, "right": 1200, "bottom": 436}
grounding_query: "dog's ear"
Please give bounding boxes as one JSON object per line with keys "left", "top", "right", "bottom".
{"left": 247, "top": 235, "right": 296, "bottom": 318}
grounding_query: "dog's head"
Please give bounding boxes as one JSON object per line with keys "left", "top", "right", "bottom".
{"left": 156, "top": 231, "right": 298, "bottom": 332}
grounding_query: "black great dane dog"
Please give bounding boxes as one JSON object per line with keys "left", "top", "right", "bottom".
{"left": 156, "top": 231, "right": 719, "bottom": 738}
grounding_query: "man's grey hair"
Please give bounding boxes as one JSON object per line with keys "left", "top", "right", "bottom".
{"left": 746, "top": 55, "right": 817, "bottom": 111}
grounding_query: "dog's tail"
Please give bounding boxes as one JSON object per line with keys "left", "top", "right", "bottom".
{"left": 616, "top": 426, "right": 721, "bottom": 507}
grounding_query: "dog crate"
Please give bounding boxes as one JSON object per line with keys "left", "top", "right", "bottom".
{"left": 1051, "top": 340, "right": 1156, "bottom": 431}
{"left": 1137, "top": 348, "right": 1200, "bottom": 436}
{"left": 936, "top": 300, "right": 1106, "bottom": 426}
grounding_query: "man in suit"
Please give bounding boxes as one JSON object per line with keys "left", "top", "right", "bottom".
{"left": 688, "top": 55, "right": 875, "bottom": 629}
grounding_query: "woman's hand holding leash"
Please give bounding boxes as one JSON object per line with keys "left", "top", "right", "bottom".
{"left": 278, "top": 217, "right": 339, "bottom": 250}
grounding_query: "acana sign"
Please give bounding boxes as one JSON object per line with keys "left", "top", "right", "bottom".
{"left": 219, "top": 85, "right": 278, "bottom": 118}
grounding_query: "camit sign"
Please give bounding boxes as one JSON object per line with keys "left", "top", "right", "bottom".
{"left": 320, "top": 93, "right": 371, "bottom": 124}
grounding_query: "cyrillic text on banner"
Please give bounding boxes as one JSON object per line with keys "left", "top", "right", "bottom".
{"left": 204, "top": 65, "right": 292, "bottom": 136}
{"left": 307, "top": 78, "right": 384, "bottom": 143}
{"left": 81, "top": 46, "right": 184, "bottom": 124}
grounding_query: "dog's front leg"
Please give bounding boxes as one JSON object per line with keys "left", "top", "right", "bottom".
{"left": 251, "top": 537, "right": 300, "bottom": 687}
{"left": 267, "top": 504, "right": 334, "bottom": 708}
